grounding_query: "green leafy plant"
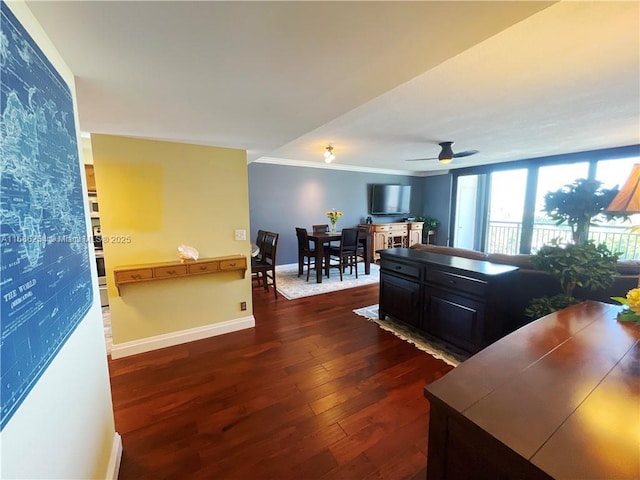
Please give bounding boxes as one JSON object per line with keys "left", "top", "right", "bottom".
{"left": 415, "top": 215, "right": 439, "bottom": 231}
{"left": 525, "top": 294, "right": 580, "bottom": 320}
{"left": 543, "top": 178, "right": 622, "bottom": 245}
{"left": 525, "top": 240, "right": 619, "bottom": 318}
{"left": 611, "top": 288, "right": 640, "bottom": 323}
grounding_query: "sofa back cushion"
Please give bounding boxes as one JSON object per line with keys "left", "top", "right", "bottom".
{"left": 409, "top": 244, "right": 488, "bottom": 261}
{"left": 487, "top": 253, "right": 536, "bottom": 270}
{"left": 616, "top": 260, "right": 640, "bottom": 276}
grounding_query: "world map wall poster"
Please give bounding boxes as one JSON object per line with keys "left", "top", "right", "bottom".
{"left": 1, "top": 3, "right": 93, "bottom": 430}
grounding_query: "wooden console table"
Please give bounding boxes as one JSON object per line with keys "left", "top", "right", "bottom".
{"left": 424, "top": 301, "right": 639, "bottom": 480}
{"left": 359, "top": 222, "right": 423, "bottom": 261}
{"left": 113, "top": 255, "right": 247, "bottom": 294}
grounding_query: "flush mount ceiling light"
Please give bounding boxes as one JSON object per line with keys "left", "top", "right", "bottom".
{"left": 324, "top": 145, "right": 335, "bottom": 163}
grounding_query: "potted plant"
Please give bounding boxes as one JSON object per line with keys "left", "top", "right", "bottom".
{"left": 415, "top": 215, "right": 439, "bottom": 243}
{"left": 422, "top": 215, "right": 439, "bottom": 232}
{"left": 543, "top": 178, "right": 622, "bottom": 245}
{"left": 525, "top": 240, "right": 619, "bottom": 319}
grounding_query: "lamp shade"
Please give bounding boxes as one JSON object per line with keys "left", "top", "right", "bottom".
{"left": 606, "top": 164, "right": 640, "bottom": 214}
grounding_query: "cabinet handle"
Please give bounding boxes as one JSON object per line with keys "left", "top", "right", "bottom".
{"left": 199, "top": 266, "right": 208, "bottom": 270}
{"left": 168, "top": 270, "right": 176, "bottom": 275}
{"left": 395, "top": 266, "right": 402, "bottom": 270}
{"left": 228, "top": 262, "right": 236, "bottom": 267}
{"left": 131, "top": 274, "right": 141, "bottom": 279}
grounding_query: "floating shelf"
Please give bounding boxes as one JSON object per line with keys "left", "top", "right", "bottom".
{"left": 113, "top": 254, "right": 247, "bottom": 295}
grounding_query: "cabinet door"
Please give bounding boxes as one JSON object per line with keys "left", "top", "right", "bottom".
{"left": 408, "top": 229, "right": 422, "bottom": 247}
{"left": 425, "top": 288, "right": 485, "bottom": 354}
{"left": 380, "top": 272, "right": 421, "bottom": 328}
{"left": 373, "top": 232, "right": 389, "bottom": 259}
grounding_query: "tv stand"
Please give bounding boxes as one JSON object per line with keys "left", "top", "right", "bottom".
{"left": 359, "top": 222, "right": 423, "bottom": 261}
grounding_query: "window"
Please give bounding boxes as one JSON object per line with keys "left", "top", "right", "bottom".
{"left": 531, "top": 163, "right": 589, "bottom": 253}
{"left": 593, "top": 157, "right": 640, "bottom": 259}
{"left": 451, "top": 149, "right": 640, "bottom": 260}
{"left": 486, "top": 169, "right": 527, "bottom": 254}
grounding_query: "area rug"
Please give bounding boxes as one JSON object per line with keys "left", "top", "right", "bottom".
{"left": 275, "top": 263, "right": 379, "bottom": 300}
{"left": 353, "top": 304, "right": 467, "bottom": 367}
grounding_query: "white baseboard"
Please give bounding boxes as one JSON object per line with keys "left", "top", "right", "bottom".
{"left": 106, "top": 432, "right": 122, "bottom": 480}
{"left": 110, "top": 315, "right": 255, "bottom": 359}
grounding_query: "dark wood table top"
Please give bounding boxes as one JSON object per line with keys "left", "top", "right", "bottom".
{"left": 424, "top": 301, "right": 640, "bottom": 480}
{"left": 307, "top": 232, "right": 342, "bottom": 242}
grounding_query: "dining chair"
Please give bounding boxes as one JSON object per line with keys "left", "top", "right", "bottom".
{"left": 312, "top": 224, "right": 330, "bottom": 234}
{"left": 255, "top": 229, "right": 267, "bottom": 259}
{"left": 251, "top": 229, "right": 268, "bottom": 287}
{"left": 251, "top": 231, "right": 279, "bottom": 298}
{"left": 295, "top": 227, "right": 320, "bottom": 281}
{"left": 357, "top": 224, "right": 369, "bottom": 262}
{"left": 327, "top": 228, "right": 361, "bottom": 281}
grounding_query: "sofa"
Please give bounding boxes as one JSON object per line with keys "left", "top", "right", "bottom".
{"left": 409, "top": 243, "right": 639, "bottom": 325}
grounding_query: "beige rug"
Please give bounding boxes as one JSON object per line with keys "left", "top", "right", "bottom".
{"left": 275, "top": 263, "right": 379, "bottom": 300}
{"left": 353, "top": 304, "right": 467, "bottom": 367}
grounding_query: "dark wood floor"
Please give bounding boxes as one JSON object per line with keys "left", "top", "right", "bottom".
{"left": 109, "top": 282, "right": 454, "bottom": 479}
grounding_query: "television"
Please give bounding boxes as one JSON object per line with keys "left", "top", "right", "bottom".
{"left": 370, "top": 184, "right": 411, "bottom": 215}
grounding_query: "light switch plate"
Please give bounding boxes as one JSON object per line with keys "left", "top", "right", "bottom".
{"left": 235, "top": 229, "right": 246, "bottom": 241}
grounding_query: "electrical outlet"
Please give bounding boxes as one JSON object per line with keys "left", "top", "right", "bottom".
{"left": 240, "top": 301, "right": 247, "bottom": 311}
{"left": 235, "top": 229, "right": 246, "bottom": 241}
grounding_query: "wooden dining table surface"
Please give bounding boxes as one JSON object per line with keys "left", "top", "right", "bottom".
{"left": 423, "top": 300, "right": 640, "bottom": 480}
{"left": 306, "top": 231, "right": 371, "bottom": 283}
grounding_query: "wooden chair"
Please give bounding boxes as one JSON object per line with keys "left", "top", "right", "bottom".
{"left": 312, "top": 224, "right": 329, "bottom": 234}
{"left": 251, "top": 231, "right": 279, "bottom": 298}
{"left": 295, "top": 227, "right": 318, "bottom": 281}
{"left": 255, "top": 229, "right": 267, "bottom": 260}
{"left": 327, "top": 228, "right": 361, "bottom": 281}
{"left": 357, "top": 224, "right": 369, "bottom": 261}
{"left": 251, "top": 229, "right": 267, "bottom": 287}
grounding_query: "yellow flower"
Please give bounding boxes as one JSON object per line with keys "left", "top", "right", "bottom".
{"left": 326, "top": 210, "right": 343, "bottom": 222}
{"left": 626, "top": 288, "right": 640, "bottom": 314}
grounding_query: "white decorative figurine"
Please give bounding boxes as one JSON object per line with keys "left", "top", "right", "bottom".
{"left": 177, "top": 244, "right": 199, "bottom": 262}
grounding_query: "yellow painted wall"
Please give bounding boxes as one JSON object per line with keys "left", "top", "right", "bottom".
{"left": 91, "top": 135, "right": 253, "bottom": 344}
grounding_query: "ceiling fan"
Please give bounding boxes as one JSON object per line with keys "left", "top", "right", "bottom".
{"left": 406, "top": 141, "right": 479, "bottom": 165}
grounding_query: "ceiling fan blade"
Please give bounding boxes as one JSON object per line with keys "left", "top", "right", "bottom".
{"left": 452, "top": 150, "right": 479, "bottom": 158}
{"left": 405, "top": 157, "right": 438, "bottom": 162}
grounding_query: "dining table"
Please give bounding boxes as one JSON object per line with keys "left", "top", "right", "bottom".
{"left": 306, "top": 231, "right": 371, "bottom": 283}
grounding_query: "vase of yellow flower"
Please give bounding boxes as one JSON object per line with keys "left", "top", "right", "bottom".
{"left": 326, "top": 209, "right": 343, "bottom": 233}
{"left": 612, "top": 287, "right": 640, "bottom": 323}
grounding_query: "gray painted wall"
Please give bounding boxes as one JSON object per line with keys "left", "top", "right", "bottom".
{"left": 248, "top": 163, "right": 444, "bottom": 265}
{"left": 421, "top": 173, "right": 453, "bottom": 246}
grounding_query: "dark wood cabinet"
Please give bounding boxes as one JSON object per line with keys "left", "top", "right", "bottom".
{"left": 380, "top": 272, "right": 421, "bottom": 328}
{"left": 425, "top": 288, "right": 486, "bottom": 354}
{"left": 378, "top": 248, "right": 518, "bottom": 355}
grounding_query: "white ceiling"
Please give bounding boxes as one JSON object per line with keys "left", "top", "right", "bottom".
{"left": 25, "top": 1, "right": 640, "bottom": 175}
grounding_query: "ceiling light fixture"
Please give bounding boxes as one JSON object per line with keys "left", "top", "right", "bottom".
{"left": 438, "top": 142, "right": 454, "bottom": 164}
{"left": 324, "top": 145, "right": 335, "bottom": 163}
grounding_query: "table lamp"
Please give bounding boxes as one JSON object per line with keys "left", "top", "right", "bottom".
{"left": 605, "top": 163, "right": 640, "bottom": 291}
{"left": 605, "top": 164, "right": 640, "bottom": 215}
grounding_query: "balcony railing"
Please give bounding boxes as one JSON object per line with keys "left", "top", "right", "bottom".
{"left": 486, "top": 221, "right": 640, "bottom": 260}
